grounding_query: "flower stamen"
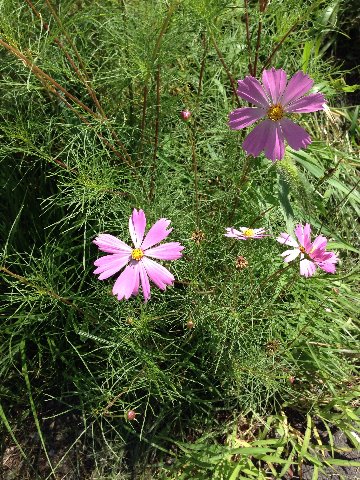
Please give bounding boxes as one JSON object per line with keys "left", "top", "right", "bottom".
{"left": 299, "top": 246, "right": 306, "bottom": 254}
{"left": 243, "top": 229, "right": 255, "bottom": 237}
{"left": 267, "top": 104, "right": 284, "bottom": 121}
{"left": 131, "top": 248, "right": 144, "bottom": 261}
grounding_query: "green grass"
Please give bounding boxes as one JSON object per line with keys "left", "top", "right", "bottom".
{"left": 0, "top": 0, "right": 359, "bottom": 478}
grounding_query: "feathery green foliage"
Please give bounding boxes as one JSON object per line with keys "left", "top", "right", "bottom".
{"left": 0, "top": 0, "right": 359, "bottom": 478}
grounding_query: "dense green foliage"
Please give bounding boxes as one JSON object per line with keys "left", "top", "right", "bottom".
{"left": 0, "top": 0, "right": 359, "bottom": 478}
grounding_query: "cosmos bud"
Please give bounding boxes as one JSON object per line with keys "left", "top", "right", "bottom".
{"left": 126, "top": 410, "right": 136, "bottom": 421}
{"left": 180, "top": 110, "right": 191, "bottom": 121}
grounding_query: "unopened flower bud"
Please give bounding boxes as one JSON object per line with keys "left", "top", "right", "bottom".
{"left": 186, "top": 320, "right": 194, "bottom": 329}
{"left": 180, "top": 110, "right": 191, "bottom": 121}
{"left": 126, "top": 410, "right": 136, "bottom": 421}
{"left": 289, "top": 376, "right": 295, "bottom": 384}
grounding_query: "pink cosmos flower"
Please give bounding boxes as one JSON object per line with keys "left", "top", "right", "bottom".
{"left": 277, "top": 223, "right": 338, "bottom": 277}
{"left": 93, "top": 209, "right": 184, "bottom": 301}
{"left": 229, "top": 68, "right": 326, "bottom": 161}
{"left": 225, "top": 226, "right": 267, "bottom": 240}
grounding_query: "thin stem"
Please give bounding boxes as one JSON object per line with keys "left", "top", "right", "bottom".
{"left": 138, "top": 84, "right": 149, "bottom": 164}
{"left": 317, "top": 176, "right": 360, "bottom": 235}
{"left": 138, "top": 0, "right": 180, "bottom": 161}
{"left": 257, "top": 263, "right": 293, "bottom": 292}
{"left": 211, "top": 34, "right": 241, "bottom": 108}
{"left": 189, "top": 128, "right": 200, "bottom": 230}
{"left": 228, "top": 155, "right": 253, "bottom": 224}
{"left": 335, "top": 177, "right": 360, "bottom": 209}
{"left": 244, "top": 0, "right": 253, "bottom": 75}
{"left": 26, "top": 0, "right": 132, "bottom": 165}
{"left": 0, "top": 38, "right": 97, "bottom": 117}
{"left": 315, "top": 157, "right": 343, "bottom": 187}
{"left": 0, "top": 38, "right": 132, "bottom": 166}
{"left": 249, "top": 205, "right": 275, "bottom": 227}
{"left": 196, "top": 32, "right": 207, "bottom": 104}
{"left": 244, "top": 263, "right": 293, "bottom": 309}
{"left": 121, "top": 0, "right": 135, "bottom": 126}
{"left": 0, "top": 266, "right": 83, "bottom": 313}
{"left": 261, "top": 24, "right": 297, "bottom": 73}
{"left": 149, "top": 65, "right": 161, "bottom": 201}
{"left": 261, "top": 1, "right": 322, "bottom": 73}
{"left": 50, "top": 86, "right": 132, "bottom": 167}
{"left": 253, "top": 18, "right": 262, "bottom": 76}
{"left": 43, "top": 0, "right": 105, "bottom": 116}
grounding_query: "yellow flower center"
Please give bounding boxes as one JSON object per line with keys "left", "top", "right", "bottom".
{"left": 244, "top": 229, "right": 255, "bottom": 237}
{"left": 299, "top": 245, "right": 306, "bottom": 254}
{"left": 131, "top": 248, "right": 144, "bottom": 261}
{"left": 267, "top": 104, "right": 284, "bottom": 121}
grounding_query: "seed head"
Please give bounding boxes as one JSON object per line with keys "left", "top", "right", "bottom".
{"left": 191, "top": 229, "right": 205, "bottom": 245}
{"left": 235, "top": 256, "right": 248, "bottom": 270}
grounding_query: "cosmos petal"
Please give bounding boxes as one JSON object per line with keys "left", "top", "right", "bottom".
{"left": 228, "top": 107, "right": 266, "bottom": 130}
{"left": 237, "top": 76, "right": 270, "bottom": 108}
{"left": 294, "top": 223, "right": 311, "bottom": 250}
{"left": 277, "top": 232, "right": 299, "bottom": 247}
{"left": 310, "top": 235, "right": 328, "bottom": 254}
{"left": 145, "top": 242, "right": 184, "bottom": 260}
{"left": 112, "top": 264, "right": 139, "bottom": 300}
{"left": 281, "top": 249, "right": 301, "bottom": 262}
{"left": 286, "top": 93, "right": 325, "bottom": 113}
{"left": 242, "top": 119, "right": 273, "bottom": 158}
{"left": 280, "top": 118, "right": 312, "bottom": 151}
{"left": 263, "top": 122, "right": 285, "bottom": 161}
{"left": 141, "top": 218, "right": 173, "bottom": 250}
{"left": 139, "top": 262, "right": 151, "bottom": 301}
{"left": 317, "top": 252, "right": 337, "bottom": 273}
{"left": 281, "top": 71, "right": 314, "bottom": 106}
{"left": 224, "top": 227, "right": 243, "bottom": 238}
{"left": 93, "top": 253, "right": 130, "bottom": 280}
{"left": 141, "top": 257, "right": 174, "bottom": 290}
{"left": 131, "top": 267, "right": 140, "bottom": 296}
{"left": 262, "top": 68, "right": 287, "bottom": 104}
{"left": 129, "top": 209, "right": 146, "bottom": 248}
{"left": 93, "top": 234, "right": 132, "bottom": 254}
{"left": 299, "top": 259, "right": 317, "bottom": 277}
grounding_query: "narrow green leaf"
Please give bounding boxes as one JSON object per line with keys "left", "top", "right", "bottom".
{"left": 301, "top": 414, "right": 312, "bottom": 457}
{"left": 278, "top": 175, "right": 294, "bottom": 233}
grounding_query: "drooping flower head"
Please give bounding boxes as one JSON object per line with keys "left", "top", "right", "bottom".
{"left": 93, "top": 209, "right": 184, "bottom": 301}
{"left": 229, "top": 68, "right": 326, "bottom": 162}
{"left": 225, "top": 226, "right": 268, "bottom": 240}
{"left": 277, "top": 223, "right": 337, "bottom": 277}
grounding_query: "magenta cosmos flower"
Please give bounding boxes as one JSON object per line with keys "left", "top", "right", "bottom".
{"left": 225, "top": 226, "right": 267, "bottom": 240}
{"left": 277, "top": 223, "right": 338, "bottom": 277}
{"left": 229, "top": 68, "right": 326, "bottom": 161}
{"left": 93, "top": 209, "right": 184, "bottom": 301}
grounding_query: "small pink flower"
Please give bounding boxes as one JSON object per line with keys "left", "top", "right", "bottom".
{"left": 93, "top": 209, "right": 184, "bottom": 301}
{"left": 225, "top": 226, "right": 268, "bottom": 240}
{"left": 180, "top": 109, "right": 191, "bottom": 121}
{"left": 277, "top": 223, "right": 337, "bottom": 277}
{"left": 229, "top": 68, "right": 326, "bottom": 161}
